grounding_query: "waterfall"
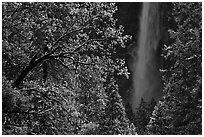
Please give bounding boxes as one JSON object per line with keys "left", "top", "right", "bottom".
{"left": 128, "top": 3, "right": 162, "bottom": 113}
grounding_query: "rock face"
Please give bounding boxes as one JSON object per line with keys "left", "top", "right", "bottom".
{"left": 115, "top": 2, "right": 142, "bottom": 39}
{"left": 115, "top": 3, "right": 165, "bottom": 113}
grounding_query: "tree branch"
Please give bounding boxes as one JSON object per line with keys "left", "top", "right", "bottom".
{"left": 52, "top": 19, "right": 78, "bottom": 47}
{"left": 12, "top": 16, "right": 102, "bottom": 88}
{"left": 52, "top": 58, "right": 74, "bottom": 69}
{"left": 73, "top": 38, "right": 105, "bottom": 52}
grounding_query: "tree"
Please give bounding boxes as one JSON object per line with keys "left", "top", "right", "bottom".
{"left": 132, "top": 98, "right": 157, "bottom": 134}
{"left": 147, "top": 2, "right": 202, "bottom": 135}
{"left": 2, "top": 2, "right": 130, "bottom": 88}
{"left": 2, "top": 2, "right": 131, "bottom": 135}
{"left": 98, "top": 73, "right": 137, "bottom": 135}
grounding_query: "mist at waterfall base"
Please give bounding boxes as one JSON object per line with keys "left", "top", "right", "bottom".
{"left": 127, "top": 3, "right": 162, "bottom": 113}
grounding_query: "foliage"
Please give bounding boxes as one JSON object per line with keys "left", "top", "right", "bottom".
{"left": 3, "top": 77, "right": 80, "bottom": 134}
{"left": 123, "top": 98, "right": 156, "bottom": 135}
{"left": 98, "top": 74, "right": 137, "bottom": 135}
{"left": 2, "top": 2, "right": 202, "bottom": 135}
{"left": 132, "top": 98, "right": 156, "bottom": 134}
{"left": 2, "top": 69, "right": 136, "bottom": 135}
{"left": 2, "top": 2, "right": 130, "bottom": 87}
{"left": 147, "top": 2, "right": 202, "bottom": 135}
{"left": 97, "top": 75, "right": 137, "bottom": 135}
{"left": 2, "top": 2, "right": 134, "bottom": 135}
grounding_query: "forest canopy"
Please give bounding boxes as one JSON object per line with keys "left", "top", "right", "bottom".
{"left": 2, "top": 2, "right": 202, "bottom": 135}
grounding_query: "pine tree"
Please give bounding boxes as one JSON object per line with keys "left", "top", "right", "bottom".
{"left": 99, "top": 74, "right": 137, "bottom": 135}
{"left": 133, "top": 98, "right": 157, "bottom": 134}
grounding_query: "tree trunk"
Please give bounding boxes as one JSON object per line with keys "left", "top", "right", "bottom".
{"left": 12, "top": 52, "right": 52, "bottom": 88}
{"left": 12, "top": 60, "right": 39, "bottom": 88}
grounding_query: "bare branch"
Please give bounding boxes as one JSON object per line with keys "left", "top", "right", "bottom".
{"left": 38, "top": 106, "right": 55, "bottom": 115}
{"left": 52, "top": 58, "right": 74, "bottom": 69}
{"left": 28, "top": 52, "right": 39, "bottom": 65}
{"left": 74, "top": 60, "right": 94, "bottom": 66}
{"left": 49, "top": 53, "right": 75, "bottom": 61}
{"left": 49, "top": 46, "right": 63, "bottom": 55}
{"left": 52, "top": 18, "right": 78, "bottom": 48}
{"left": 59, "top": 25, "right": 92, "bottom": 44}
{"left": 73, "top": 38, "right": 105, "bottom": 52}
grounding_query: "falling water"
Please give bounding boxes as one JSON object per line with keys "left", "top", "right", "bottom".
{"left": 128, "top": 3, "right": 162, "bottom": 113}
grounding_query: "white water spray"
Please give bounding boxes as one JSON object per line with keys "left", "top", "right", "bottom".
{"left": 128, "top": 3, "right": 162, "bottom": 112}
